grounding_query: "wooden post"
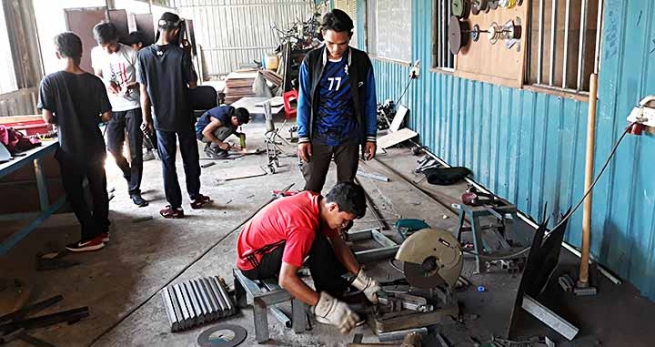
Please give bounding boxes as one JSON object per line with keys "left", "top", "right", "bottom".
{"left": 578, "top": 73, "right": 598, "bottom": 287}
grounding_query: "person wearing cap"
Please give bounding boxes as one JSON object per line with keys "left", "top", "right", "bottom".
{"left": 91, "top": 22, "right": 148, "bottom": 207}
{"left": 297, "top": 9, "right": 378, "bottom": 194}
{"left": 235, "top": 182, "right": 380, "bottom": 334}
{"left": 195, "top": 105, "right": 250, "bottom": 159}
{"left": 137, "top": 12, "right": 211, "bottom": 218}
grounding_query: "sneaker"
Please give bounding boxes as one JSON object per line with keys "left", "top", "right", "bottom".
{"left": 204, "top": 146, "right": 228, "bottom": 159}
{"left": 190, "top": 194, "right": 212, "bottom": 209}
{"left": 143, "top": 150, "right": 155, "bottom": 161}
{"left": 66, "top": 236, "right": 105, "bottom": 253}
{"left": 160, "top": 205, "right": 184, "bottom": 219}
{"left": 100, "top": 232, "right": 110, "bottom": 243}
{"left": 130, "top": 193, "right": 149, "bottom": 207}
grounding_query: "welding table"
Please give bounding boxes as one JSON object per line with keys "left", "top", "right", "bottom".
{"left": 0, "top": 141, "right": 66, "bottom": 255}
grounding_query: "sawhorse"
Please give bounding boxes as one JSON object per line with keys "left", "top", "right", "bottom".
{"left": 233, "top": 269, "right": 307, "bottom": 343}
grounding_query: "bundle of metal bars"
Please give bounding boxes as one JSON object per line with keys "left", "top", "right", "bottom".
{"left": 160, "top": 276, "right": 236, "bottom": 332}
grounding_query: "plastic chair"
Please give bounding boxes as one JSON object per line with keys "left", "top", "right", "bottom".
{"left": 282, "top": 89, "right": 298, "bottom": 119}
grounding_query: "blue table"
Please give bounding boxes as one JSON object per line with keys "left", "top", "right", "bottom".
{"left": 0, "top": 141, "right": 66, "bottom": 255}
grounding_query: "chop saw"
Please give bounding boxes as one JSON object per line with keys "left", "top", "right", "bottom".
{"left": 369, "top": 228, "right": 464, "bottom": 333}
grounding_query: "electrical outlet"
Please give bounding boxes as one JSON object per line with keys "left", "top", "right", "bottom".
{"left": 410, "top": 60, "right": 420, "bottom": 79}
{"left": 627, "top": 96, "right": 655, "bottom": 127}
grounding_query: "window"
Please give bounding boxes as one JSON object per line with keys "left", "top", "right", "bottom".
{"left": 0, "top": 0, "right": 18, "bottom": 94}
{"left": 432, "top": 0, "right": 454, "bottom": 70}
{"left": 526, "top": 0, "right": 603, "bottom": 92}
{"left": 366, "top": 0, "right": 411, "bottom": 63}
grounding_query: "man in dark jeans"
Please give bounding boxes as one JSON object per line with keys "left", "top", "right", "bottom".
{"left": 127, "top": 30, "right": 156, "bottom": 162}
{"left": 138, "top": 12, "right": 211, "bottom": 218}
{"left": 39, "top": 32, "right": 112, "bottom": 252}
{"left": 235, "top": 182, "right": 380, "bottom": 334}
{"left": 195, "top": 105, "right": 250, "bottom": 158}
{"left": 92, "top": 22, "right": 148, "bottom": 206}
{"left": 297, "top": 9, "right": 378, "bottom": 194}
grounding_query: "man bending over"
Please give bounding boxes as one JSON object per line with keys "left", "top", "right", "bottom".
{"left": 195, "top": 105, "right": 250, "bottom": 158}
{"left": 235, "top": 182, "right": 380, "bottom": 334}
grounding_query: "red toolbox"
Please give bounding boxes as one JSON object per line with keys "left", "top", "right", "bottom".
{"left": 0, "top": 115, "right": 51, "bottom": 136}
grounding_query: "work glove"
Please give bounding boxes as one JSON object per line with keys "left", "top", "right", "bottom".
{"left": 313, "top": 292, "right": 359, "bottom": 334}
{"left": 351, "top": 269, "right": 381, "bottom": 304}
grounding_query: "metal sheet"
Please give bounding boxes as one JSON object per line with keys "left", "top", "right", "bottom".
{"left": 177, "top": 0, "right": 313, "bottom": 76}
{"left": 358, "top": 0, "right": 655, "bottom": 301}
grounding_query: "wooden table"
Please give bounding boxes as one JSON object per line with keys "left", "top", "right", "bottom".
{"left": 0, "top": 141, "right": 66, "bottom": 255}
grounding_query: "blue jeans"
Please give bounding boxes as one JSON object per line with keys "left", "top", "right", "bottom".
{"left": 156, "top": 127, "right": 201, "bottom": 209}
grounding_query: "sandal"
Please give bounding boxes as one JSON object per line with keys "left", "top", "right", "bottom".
{"left": 190, "top": 194, "right": 212, "bottom": 209}
{"left": 160, "top": 205, "right": 184, "bottom": 219}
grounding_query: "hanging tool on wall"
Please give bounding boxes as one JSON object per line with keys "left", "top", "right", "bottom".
{"left": 449, "top": 16, "right": 522, "bottom": 54}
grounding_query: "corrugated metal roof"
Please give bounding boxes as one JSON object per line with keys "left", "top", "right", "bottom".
{"left": 358, "top": 0, "right": 655, "bottom": 301}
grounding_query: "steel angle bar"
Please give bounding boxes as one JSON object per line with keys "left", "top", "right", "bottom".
{"left": 200, "top": 278, "right": 221, "bottom": 320}
{"left": 161, "top": 287, "right": 180, "bottom": 331}
{"left": 184, "top": 281, "right": 203, "bottom": 324}
{"left": 522, "top": 294, "right": 578, "bottom": 340}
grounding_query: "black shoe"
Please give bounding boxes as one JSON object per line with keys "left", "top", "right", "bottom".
{"left": 130, "top": 194, "right": 149, "bottom": 207}
{"left": 205, "top": 147, "right": 228, "bottom": 159}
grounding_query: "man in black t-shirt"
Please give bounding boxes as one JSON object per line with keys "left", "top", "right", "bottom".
{"left": 138, "top": 12, "right": 211, "bottom": 218}
{"left": 38, "top": 32, "right": 112, "bottom": 253}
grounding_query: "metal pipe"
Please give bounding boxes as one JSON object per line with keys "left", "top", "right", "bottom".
{"left": 577, "top": 0, "right": 589, "bottom": 90}
{"left": 202, "top": 278, "right": 222, "bottom": 318}
{"left": 549, "top": 0, "right": 558, "bottom": 86}
{"left": 578, "top": 73, "right": 598, "bottom": 287}
{"left": 594, "top": 0, "right": 604, "bottom": 74}
{"left": 216, "top": 277, "right": 234, "bottom": 314}
{"left": 563, "top": 0, "right": 571, "bottom": 88}
{"left": 537, "top": 0, "right": 545, "bottom": 84}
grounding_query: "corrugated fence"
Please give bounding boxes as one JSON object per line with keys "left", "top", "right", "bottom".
{"left": 358, "top": 0, "right": 655, "bottom": 300}
{"left": 177, "top": 0, "right": 313, "bottom": 77}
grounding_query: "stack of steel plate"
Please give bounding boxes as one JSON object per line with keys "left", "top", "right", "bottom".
{"left": 161, "top": 276, "right": 236, "bottom": 332}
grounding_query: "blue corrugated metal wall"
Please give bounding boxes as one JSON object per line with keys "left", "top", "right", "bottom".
{"left": 355, "top": 0, "right": 655, "bottom": 300}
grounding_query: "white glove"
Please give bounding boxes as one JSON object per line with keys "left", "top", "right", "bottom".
{"left": 351, "top": 269, "right": 381, "bottom": 304}
{"left": 313, "top": 292, "right": 360, "bottom": 334}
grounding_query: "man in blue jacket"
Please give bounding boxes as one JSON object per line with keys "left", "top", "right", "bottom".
{"left": 297, "top": 9, "right": 377, "bottom": 194}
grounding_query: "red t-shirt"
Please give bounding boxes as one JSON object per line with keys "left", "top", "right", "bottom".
{"left": 236, "top": 191, "right": 338, "bottom": 271}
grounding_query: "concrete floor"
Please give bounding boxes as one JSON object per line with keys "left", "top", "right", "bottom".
{"left": 2, "top": 121, "right": 655, "bottom": 346}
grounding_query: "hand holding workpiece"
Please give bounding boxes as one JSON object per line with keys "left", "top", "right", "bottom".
{"left": 352, "top": 269, "right": 381, "bottom": 304}
{"left": 314, "top": 292, "right": 359, "bottom": 334}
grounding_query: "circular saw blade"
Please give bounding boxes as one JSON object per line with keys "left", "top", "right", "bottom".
{"left": 396, "top": 228, "right": 464, "bottom": 288}
{"left": 197, "top": 324, "right": 247, "bottom": 347}
{"left": 404, "top": 261, "right": 446, "bottom": 289}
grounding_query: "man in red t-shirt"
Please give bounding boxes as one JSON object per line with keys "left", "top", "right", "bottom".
{"left": 236, "top": 182, "right": 380, "bottom": 334}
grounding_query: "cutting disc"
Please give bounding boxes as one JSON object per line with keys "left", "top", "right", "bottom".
{"left": 396, "top": 228, "right": 463, "bottom": 289}
{"left": 197, "top": 324, "right": 247, "bottom": 347}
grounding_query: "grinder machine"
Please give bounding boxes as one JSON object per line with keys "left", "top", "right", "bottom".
{"left": 369, "top": 228, "right": 464, "bottom": 333}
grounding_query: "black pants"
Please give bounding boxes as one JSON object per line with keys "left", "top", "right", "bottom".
{"left": 156, "top": 127, "right": 201, "bottom": 209}
{"left": 106, "top": 108, "right": 143, "bottom": 195}
{"left": 301, "top": 141, "right": 360, "bottom": 194}
{"left": 242, "top": 232, "right": 351, "bottom": 298}
{"left": 59, "top": 160, "right": 110, "bottom": 242}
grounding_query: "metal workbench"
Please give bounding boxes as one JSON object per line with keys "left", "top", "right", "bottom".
{"left": 0, "top": 140, "right": 66, "bottom": 255}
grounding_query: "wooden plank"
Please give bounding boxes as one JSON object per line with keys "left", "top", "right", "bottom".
{"left": 389, "top": 105, "right": 409, "bottom": 132}
{"left": 377, "top": 128, "right": 418, "bottom": 149}
{"left": 453, "top": 3, "right": 528, "bottom": 88}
